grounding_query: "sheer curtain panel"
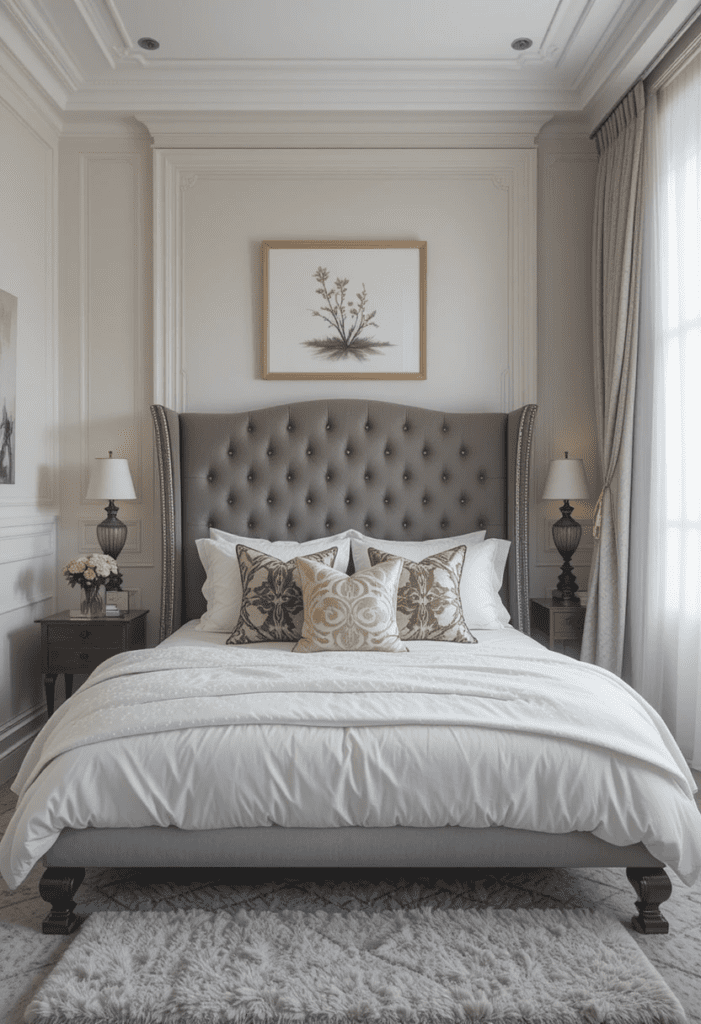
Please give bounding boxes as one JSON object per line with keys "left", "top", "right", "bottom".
{"left": 582, "top": 83, "right": 646, "bottom": 674}
{"left": 629, "top": 50, "right": 701, "bottom": 769}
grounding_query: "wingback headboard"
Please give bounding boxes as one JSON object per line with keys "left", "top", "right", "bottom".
{"left": 151, "top": 400, "right": 536, "bottom": 642}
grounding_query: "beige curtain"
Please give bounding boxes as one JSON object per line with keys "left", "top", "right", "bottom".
{"left": 581, "top": 82, "right": 646, "bottom": 673}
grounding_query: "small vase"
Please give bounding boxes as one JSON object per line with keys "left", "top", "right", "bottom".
{"left": 80, "top": 585, "right": 105, "bottom": 618}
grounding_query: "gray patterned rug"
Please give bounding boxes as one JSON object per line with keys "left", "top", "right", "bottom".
{"left": 24, "top": 907, "right": 688, "bottom": 1024}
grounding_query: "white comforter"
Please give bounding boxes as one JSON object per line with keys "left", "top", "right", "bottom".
{"left": 2, "top": 631, "right": 701, "bottom": 889}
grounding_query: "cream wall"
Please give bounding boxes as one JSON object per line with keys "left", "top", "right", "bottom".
{"left": 0, "top": 63, "right": 59, "bottom": 782}
{"left": 58, "top": 127, "right": 157, "bottom": 647}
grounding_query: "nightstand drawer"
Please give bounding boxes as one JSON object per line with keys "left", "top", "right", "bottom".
{"left": 46, "top": 623, "right": 124, "bottom": 648}
{"left": 551, "top": 607, "right": 586, "bottom": 639}
{"left": 47, "top": 647, "right": 116, "bottom": 674}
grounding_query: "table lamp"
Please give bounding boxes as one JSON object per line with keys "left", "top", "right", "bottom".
{"left": 542, "top": 453, "right": 590, "bottom": 605}
{"left": 86, "top": 452, "right": 136, "bottom": 561}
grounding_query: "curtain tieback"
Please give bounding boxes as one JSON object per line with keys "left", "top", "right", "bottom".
{"left": 592, "top": 484, "right": 609, "bottom": 540}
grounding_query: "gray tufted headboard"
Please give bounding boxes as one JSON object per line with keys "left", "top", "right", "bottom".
{"left": 151, "top": 400, "right": 536, "bottom": 642}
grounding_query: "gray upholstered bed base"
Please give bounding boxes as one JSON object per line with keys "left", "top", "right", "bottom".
{"left": 40, "top": 400, "right": 671, "bottom": 935}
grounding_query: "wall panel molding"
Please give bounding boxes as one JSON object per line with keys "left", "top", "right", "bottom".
{"left": 76, "top": 150, "right": 152, "bottom": 568}
{"left": 153, "top": 148, "right": 537, "bottom": 413}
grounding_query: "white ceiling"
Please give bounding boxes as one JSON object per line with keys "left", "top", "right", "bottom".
{"left": 1, "top": 0, "right": 699, "bottom": 127}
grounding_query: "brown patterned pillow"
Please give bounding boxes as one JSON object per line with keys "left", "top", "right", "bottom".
{"left": 293, "top": 556, "right": 407, "bottom": 653}
{"left": 227, "top": 545, "right": 338, "bottom": 644}
{"left": 368, "top": 545, "right": 476, "bottom": 643}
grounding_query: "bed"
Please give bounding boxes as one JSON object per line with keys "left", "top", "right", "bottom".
{"left": 2, "top": 399, "right": 700, "bottom": 936}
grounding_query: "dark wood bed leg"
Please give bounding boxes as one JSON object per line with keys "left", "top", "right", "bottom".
{"left": 39, "top": 867, "right": 85, "bottom": 934}
{"left": 626, "top": 867, "right": 672, "bottom": 934}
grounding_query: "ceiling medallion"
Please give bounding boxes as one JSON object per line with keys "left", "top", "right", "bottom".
{"left": 511, "top": 38, "right": 533, "bottom": 51}
{"left": 137, "top": 37, "right": 160, "bottom": 50}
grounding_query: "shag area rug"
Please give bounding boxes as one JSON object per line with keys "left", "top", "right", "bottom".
{"left": 25, "top": 907, "right": 687, "bottom": 1024}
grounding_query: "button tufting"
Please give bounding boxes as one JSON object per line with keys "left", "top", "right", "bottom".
{"left": 267, "top": 448, "right": 274, "bottom": 457}
{"left": 207, "top": 473, "right": 214, "bottom": 482}
{"left": 267, "top": 496, "right": 274, "bottom": 504}
{"left": 287, "top": 520, "right": 293, "bottom": 529}
{"left": 442, "top": 425, "right": 449, "bottom": 433}
{"left": 228, "top": 497, "right": 234, "bottom": 505}
{"left": 247, "top": 424, "right": 254, "bottom": 433}
{"left": 365, "top": 423, "right": 371, "bottom": 431}
{"left": 326, "top": 472, "right": 332, "bottom": 481}
{"left": 286, "top": 472, "right": 293, "bottom": 481}
{"left": 227, "top": 449, "right": 234, "bottom": 457}
{"left": 460, "top": 448, "right": 468, "bottom": 457}
{"left": 307, "top": 448, "right": 313, "bottom": 456}
{"left": 325, "top": 521, "right": 331, "bottom": 529}
{"left": 478, "top": 519, "right": 486, "bottom": 529}
{"left": 364, "top": 472, "right": 371, "bottom": 480}
{"left": 442, "top": 472, "right": 449, "bottom": 481}
{"left": 364, "top": 520, "right": 371, "bottom": 529}
{"left": 422, "top": 448, "right": 429, "bottom": 456}
{"left": 403, "top": 424, "right": 409, "bottom": 432}
{"left": 326, "top": 423, "right": 332, "bottom": 431}
{"left": 345, "top": 497, "right": 352, "bottom": 504}
{"left": 403, "top": 472, "right": 410, "bottom": 480}
{"left": 345, "top": 448, "right": 352, "bottom": 456}
{"left": 306, "top": 497, "right": 313, "bottom": 505}
{"left": 248, "top": 520, "right": 255, "bottom": 529}
{"left": 247, "top": 472, "right": 254, "bottom": 481}
{"left": 460, "top": 497, "right": 466, "bottom": 505}
{"left": 384, "top": 448, "right": 391, "bottom": 456}
{"left": 287, "top": 423, "right": 294, "bottom": 431}
{"left": 402, "top": 520, "right": 409, "bottom": 528}
{"left": 384, "top": 497, "right": 390, "bottom": 504}
{"left": 422, "top": 497, "right": 429, "bottom": 504}
{"left": 478, "top": 473, "right": 486, "bottom": 482}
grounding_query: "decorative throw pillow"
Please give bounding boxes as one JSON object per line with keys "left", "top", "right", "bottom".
{"left": 227, "top": 545, "right": 337, "bottom": 644}
{"left": 368, "top": 546, "right": 476, "bottom": 643}
{"left": 293, "top": 557, "right": 407, "bottom": 653}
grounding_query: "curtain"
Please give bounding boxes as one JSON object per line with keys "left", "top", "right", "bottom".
{"left": 581, "top": 82, "right": 646, "bottom": 673}
{"left": 628, "top": 51, "right": 701, "bottom": 770}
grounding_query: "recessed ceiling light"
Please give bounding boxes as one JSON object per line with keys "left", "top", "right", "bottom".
{"left": 137, "top": 37, "right": 160, "bottom": 50}
{"left": 511, "top": 38, "right": 533, "bottom": 51}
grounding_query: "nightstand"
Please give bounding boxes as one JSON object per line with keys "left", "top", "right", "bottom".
{"left": 35, "top": 609, "right": 148, "bottom": 716}
{"left": 529, "top": 597, "right": 585, "bottom": 656}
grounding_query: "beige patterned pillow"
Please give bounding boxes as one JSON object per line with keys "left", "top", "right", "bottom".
{"left": 293, "top": 556, "right": 408, "bottom": 653}
{"left": 368, "top": 545, "right": 476, "bottom": 643}
{"left": 227, "top": 545, "right": 337, "bottom": 644}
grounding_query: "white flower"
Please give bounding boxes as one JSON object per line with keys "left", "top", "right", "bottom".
{"left": 83, "top": 568, "right": 96, "bottom": 581}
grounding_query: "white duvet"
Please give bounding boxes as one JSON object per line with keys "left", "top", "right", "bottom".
{"left": 2, "top": 628, "right": 701, "bottom": 889}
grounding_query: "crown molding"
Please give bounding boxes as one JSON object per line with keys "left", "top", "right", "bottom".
{"left": 59, "top": 111, "right": 150, "bottom": 138}
{"left": 0, "top": 34, "right": 62, "bottom": 134}
{"left": 1, "top": 0, "right": 82, "bottom": 90}
{"left": 137, "top": 110, "right": 554, "bottom": 149}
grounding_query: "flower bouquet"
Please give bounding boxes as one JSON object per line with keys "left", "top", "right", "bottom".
{"left": 63, "top": 553, "right": 122, "bottom": 617}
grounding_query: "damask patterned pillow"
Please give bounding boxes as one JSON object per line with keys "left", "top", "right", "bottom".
{"left": 368, "top": 545, "right": 477, "bottom": 643}
{"left": 227, "top": 545, "right": 337, "bottom": 644}
{"left": 293, "top": 556, "right": 407, "bottom": 653}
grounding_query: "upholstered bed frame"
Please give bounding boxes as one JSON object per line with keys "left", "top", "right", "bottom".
{"left": 40, "top": 400, "right": 671, "bottom": 935}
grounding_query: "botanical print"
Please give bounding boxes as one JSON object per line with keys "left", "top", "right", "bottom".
{"left": 263, "top": 242, "right": 425, "bottom": 379}
{"left": 0, "top": 290, "right": 17, "bottom": 484}
{"left": 305, "top": 266, "right": 391, "bottom": 362}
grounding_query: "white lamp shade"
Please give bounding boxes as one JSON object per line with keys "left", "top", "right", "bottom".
{"left": 542, "top": 458, "right": 589, "bottom": 501}
{"left": 86, "top": 456, "right": 136, "bottom": 501}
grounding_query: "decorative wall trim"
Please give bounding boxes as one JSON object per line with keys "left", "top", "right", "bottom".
{"left": 0, "top": 520, "right": 54, "bottom": 565}
{"left": 138, "top": 111, "right": 552, "bottom": 150}
{"left": 77, "top": 150, "right": 150, "bottom": 567}
{"left": 0, "top": 703, "right": 45, "bottom": 785}
{"left": 153, "top": 148, "right": 538, "bottom": 413}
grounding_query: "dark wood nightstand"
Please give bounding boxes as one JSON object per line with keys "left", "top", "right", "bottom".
{"left": 35, "top": 609, "right": 148, "bottom": 716}
{"left": 530, "top": 597, "right": 585, "bottom": 657}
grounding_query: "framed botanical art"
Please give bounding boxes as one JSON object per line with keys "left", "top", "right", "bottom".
{"left": 262, "top": 240, "right": 426, "bottom": 380}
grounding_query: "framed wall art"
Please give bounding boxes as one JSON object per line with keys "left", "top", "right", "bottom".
{"left": 262, "top": 240, "right": 426, "bottom": 380}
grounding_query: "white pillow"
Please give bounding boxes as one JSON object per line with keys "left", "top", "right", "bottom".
{"left": 351, "top": 534, "right": 510, "bottom": 629}
{"left": 351, "top": 530, "right": 485, "bottom": 573}
{"left": 196, "top": 530, "right": 358, "bottom": 633}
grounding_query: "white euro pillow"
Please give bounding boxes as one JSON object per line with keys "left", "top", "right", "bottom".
{"left": 197, "top": 529, "right": 358, "bottom": 633}
{"left": 351, "top": 533, "right": 510, "bottom": 629}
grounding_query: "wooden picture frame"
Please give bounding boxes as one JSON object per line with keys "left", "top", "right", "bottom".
{"left": 262, "top": 240, "right": 426, "bottom": 380}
